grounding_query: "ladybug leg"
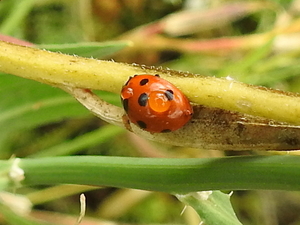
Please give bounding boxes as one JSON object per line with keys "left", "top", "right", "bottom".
{"left": 122, "top": 114, "right": 133, "bottom": 132}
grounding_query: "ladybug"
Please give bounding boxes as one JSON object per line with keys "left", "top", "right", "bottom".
{"left": 121, "top": 74, "right": 193, "bottom": 133}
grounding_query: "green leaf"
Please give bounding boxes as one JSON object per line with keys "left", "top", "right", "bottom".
{"left": 0, "top": 74, "right": 89, "bottom": 147}
{"left": 177, "top": 191, "right": 242, "bottom": 225}
{"left": 37, "top": 41, "right": 131, "bottom": 58}
{"left": 0, "top": 0, "right": 36, "bottom": 35}
{"left": 29, "top": 125, "right": 124, "bottom": 158}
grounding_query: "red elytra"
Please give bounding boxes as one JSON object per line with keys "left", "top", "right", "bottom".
{"left": 121, "top": 74, "right": 193, "bottom": 133}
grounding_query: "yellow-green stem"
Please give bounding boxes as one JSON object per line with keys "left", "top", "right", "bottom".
{"left": 1, "top": 41, "right": 300, "bottom": 124}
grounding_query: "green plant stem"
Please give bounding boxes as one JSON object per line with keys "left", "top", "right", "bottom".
{"left": 1, "top": 41, "right": 300, "bottom": 125}
{"left": 17, "top": 155, "right": 300, "bottom": 193}
{"left": 0, "top": 203, "right": 42, "bottom": 225}
{"left": 0, "top": 0, "right": 36, "bottom": 35}
{"left": 29, "top": 125, "right": 124, "bottom": 158}
{"left": 27, "top": 184, "right": 100, "bottom": 205}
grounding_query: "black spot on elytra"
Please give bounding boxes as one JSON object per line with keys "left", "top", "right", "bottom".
{"left": 137, "top": 121, "right": 147, "bottom": 129}
{"left": 140, "top": 78, "right": 149, "bottom": 86}
{"left": 161, "top": 129, "right": 171, "bottom": 133}
{"left": 122, "top": 98, "right": 129, "bottom": 113}
{"left": 138, "top": 93, "right": 148, "bottom": 107}
{"left": 165, "top": 90, "right": 174, "bottom": 101}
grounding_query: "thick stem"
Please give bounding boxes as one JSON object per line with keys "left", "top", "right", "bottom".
{"left": 17, "top": 155, "right": 300, "bottom": 193}
{"left": 1, "top": 41, "right": 300, "bottom": 124}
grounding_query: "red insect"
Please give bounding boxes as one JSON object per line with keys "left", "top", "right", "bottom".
{"left": 121, "top": 74, "right": 193, "bottom": 133}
